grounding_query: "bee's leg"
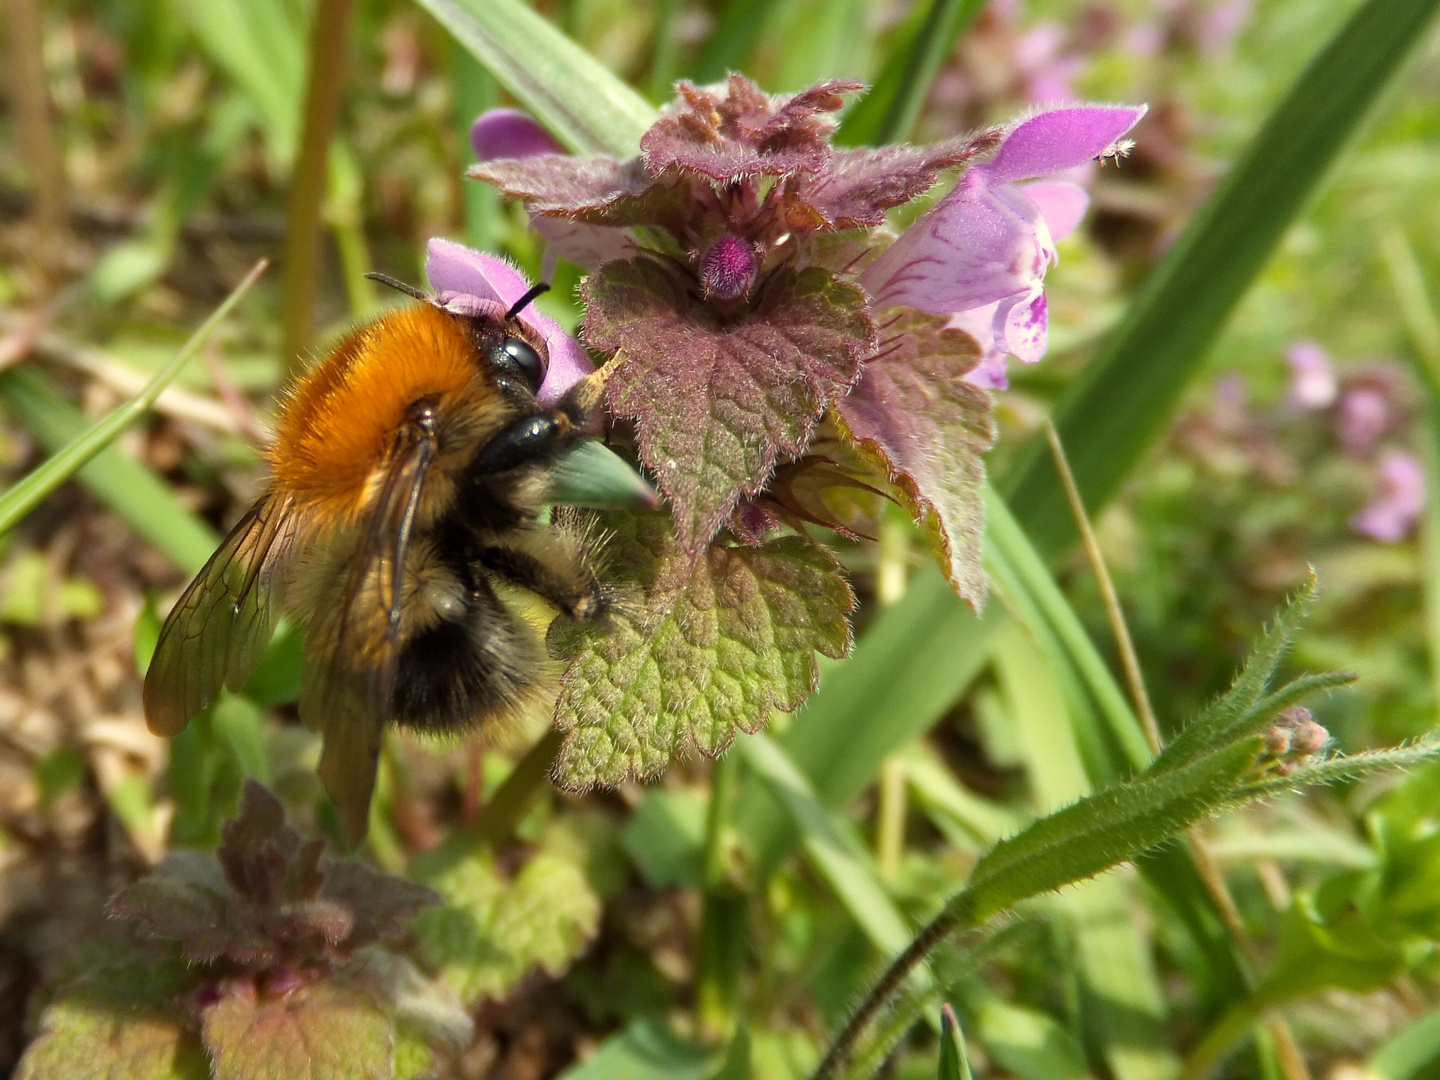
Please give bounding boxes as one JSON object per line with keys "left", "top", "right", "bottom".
{"left": 474, "top": 529, "right": 605, "bottom": 621}
{"left": 471, "top": 413, "right": 573, "bottom": 475}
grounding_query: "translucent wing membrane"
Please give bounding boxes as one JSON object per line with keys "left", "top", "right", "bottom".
{"left": 303, "top": 420, "right": 438, "bottom": 844}
{"left": 143, "top": 494, "right": 297, "bottom": 736}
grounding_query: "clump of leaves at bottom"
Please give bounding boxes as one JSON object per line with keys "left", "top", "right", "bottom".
{"left": 16, "top": 781, "right": 466, "bottom": 1080}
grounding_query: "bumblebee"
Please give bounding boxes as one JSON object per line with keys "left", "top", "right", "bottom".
{"left": 144, "top": 269, "right": 610, "bottom": 842}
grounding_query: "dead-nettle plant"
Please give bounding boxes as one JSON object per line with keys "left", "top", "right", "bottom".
{"left": 16, "top": 782, "right": 468, "bottom": 1080}
{"left": 468, "top": 76, "right": 1147, "bottom": 788}
{"left": 808, "top": 579, "right": 1440, "bottom": 1080}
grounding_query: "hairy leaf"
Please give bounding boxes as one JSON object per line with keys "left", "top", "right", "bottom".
{"left": 414, "top": 844, "right": 600, "bottom": 1006}
{"left": 641, "top": 75, "right": 859, "bottom": 181}
{"left": 201, "top": 982, "right": 391, "bottom": 1080}
{"left": 795, "top": 136, "right": 997, "bottom": 230}
{"left": 587, "top": 261, "right": 875, "bottom": 551}
{"left": 836, "top": 311, "right": 994, "bottom": 608}
{"left": 16, "top": 999, "right": 208, "bottom": 1080}
{"left": 109, "top": 780, "right": 438, "bottom": 966}
{"left": 550, "top": 512, "right": 854, "bottom": 789}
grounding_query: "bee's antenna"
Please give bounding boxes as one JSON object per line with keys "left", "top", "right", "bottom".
{"left": 365, "top": 272, "right": 430, "bottom": 302}
{"left": 506, "top": 282, "right": 550, "bottom": 319}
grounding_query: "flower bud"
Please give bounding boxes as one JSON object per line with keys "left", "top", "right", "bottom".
{"left": 700, "top": 234, "right": 760, "bottom": 301}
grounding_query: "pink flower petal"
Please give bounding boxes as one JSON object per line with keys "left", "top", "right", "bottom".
{"left": 997, "top": 287, "right": 1048, "bottom": 363}
{"left": 532, "top": 217, "right": 637, "bottom": 275}
{"left": 985, "top": 104, "right": 1147, "bottom": 184}
{"left": 964, "top": 351, "right": 1011, "bottom": 390}
{"left": 1285, "top": 340, "right": 1337, "bottom": 410}
{"left": 1352, "top": 451, "right": 1425, "bottom": 542}
{"left": 425, "top": 238, "right": 594, "bottom": 405}
{"left": 860, "top": 171, "right": 1048, "bottom": 314}
{"left": 1018, "top": 181, "right": 1089, "bottom": 242}
{"left": 470, "top": 108, "right": 564, "bottom": 161}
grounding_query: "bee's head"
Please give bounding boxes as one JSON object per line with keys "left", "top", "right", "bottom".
{"left": 485, "top": 281, "right": 550, "bottom": 395}
{"left": 364, "top": 272, "right": 551, "bottom": 397}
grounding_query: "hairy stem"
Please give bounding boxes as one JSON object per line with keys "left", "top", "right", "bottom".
{"left": 810, "top": 903, "right": 967, "bottom": 1080}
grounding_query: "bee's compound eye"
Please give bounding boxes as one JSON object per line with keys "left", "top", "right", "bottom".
{"left": 496, "top": 336, "right": 545, "bottom": 393}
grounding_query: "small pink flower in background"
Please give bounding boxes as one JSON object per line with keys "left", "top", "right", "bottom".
{"left": 1285, "top": 340, "right": 1337, "bottom": 410}
{"left": 425, "top": 238, "right": 593, "bottom": 405}
{"left": 1336, "top": 384, "right": 1391, "bottom": 456}
{"left": 1351, "top": 451, "right": 1425, "bottom": 543}
{"left": 861, "top": 105, "right": 1144, "bottom": 389}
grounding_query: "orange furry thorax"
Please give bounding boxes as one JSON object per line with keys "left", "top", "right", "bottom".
{"left": 268, "top": 304, "right": 499, "bottom": 517}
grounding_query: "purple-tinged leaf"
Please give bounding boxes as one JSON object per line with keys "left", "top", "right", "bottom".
{"left": 549, "top": 512, "right": 854, "bottom": 789}
{"left": 16, "top": 999, "right": 208, "bottom": 1080}
{"left": 201, "top": 982, "right": 391, "bottom": 1080}
{"left": 836, "top": 312, "right": 995, "bottom": 608}
{"left": 793, "top": 133, "right": 999, "bottom": 230}
{"left": 641, "top": 75, "right": 861, "bottom": 182}
{"left": 585, "top": 260, "right": 875, "bottom": 552}
{"left": 109, "top": 780, "right": 439, "bottom": 967}
{"left": 468, "top": 155, "right": 660, "bottom": 224}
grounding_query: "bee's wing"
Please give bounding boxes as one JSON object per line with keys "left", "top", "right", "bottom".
{"left": 143, "top": 493, "right": 298, "bottom": 736}
{"left": 303, "top": 425, "right": 437, "bottom": 845}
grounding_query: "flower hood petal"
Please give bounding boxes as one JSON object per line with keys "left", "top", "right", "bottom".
{"left": 985, "top": 104, "right": 1147, "bottom": 184}
{"left": 425, "top": 238, "right": 594, "bottom": 405}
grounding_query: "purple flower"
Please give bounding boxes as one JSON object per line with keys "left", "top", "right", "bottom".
{"left": 464, "top": 79, "right": 1144, "bottom": 608}
{"left": 860, "top": 105, "right": 1145, "bottom": 388}
{"left": 1351, "top": 450, "right": 1425, "bottom": 543}
{"left": 1285, "top": 340, "right": 1337, "bottom": 410}
{"left": 1336, "top": 384, "right": 1391, "bottom": 457}
{"left": 425, "top": 238, "right": 593, "bottom": 405}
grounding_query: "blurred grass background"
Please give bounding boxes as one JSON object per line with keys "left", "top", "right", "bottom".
{"left": 4, "top": 0, "right": 1440, "bottom": 1077}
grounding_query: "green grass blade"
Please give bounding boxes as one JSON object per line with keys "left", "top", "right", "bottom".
{"left": 414, "top": 0, "right": 654, "bottom": 156}
{"left": 938, "top": 1004, "right": 975, "bottom": 1080}
{"left": 690, "top": 0, "right": 776, "bottom": 85}
{"left": 0, "top": 370, "right": 221, "bottom": 575}
{"left": 1367, "top": 1007, "right": 1440, "bottom": 1080}
{"left": 834, "top": 0, "right": 984, "bottom": 147}
{"left": 734, "top": 566, "right": 999, "bottom": 873}
{"left": 0, "top": 260, "right": 266, "bottom": 542}
{"left": 1001, "top": 0, "right": 1440, "bottom": 561}
{"left": 740, "top": 733, "right": 917, "bottom": 959}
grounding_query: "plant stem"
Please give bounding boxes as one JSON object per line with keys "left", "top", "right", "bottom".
{"left": 472, "top": 728, "right": 562, "bottom": 846}
{"left": 697, "top": 749, "right": 742, "bottom": 1036}
{"left": 2, "top": 0, "right": 65, "bottom": 280}
{"left": 280, "top": 0, "right": 357, "bottom": 379}
{"left": 809, "top": 904, "right": 967, "bottom": 1080}
{"left": 1044, "top": 419, "right": 1161, "bottom": 754}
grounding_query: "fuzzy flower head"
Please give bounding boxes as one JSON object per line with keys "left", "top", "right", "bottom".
{"left": 469, "top": 77, "right": 1144, "bottom": 607}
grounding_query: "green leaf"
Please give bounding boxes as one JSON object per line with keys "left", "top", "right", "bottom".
{"left": 413, "top": 0, "right": 654, "bottom": 157}
{"left": 415, "top": 840, "right": 601, "bottom": 1006}
{"left": 967, "top": 991, "right": 1087, "bottom": 1080}
{"left": 956, "top": 739, "right": 1263, "bottom": 926}
{"left": 551, "top": 512, "right": 853, "bottom": 789}
{"left": 1002, "top": 0, "right": 1440, "bottom": 560}
{"left": 16, "top": 998, "right": 208, "bottom": 1080}
{"left": 557, "top": 1017, "right": 717, "bottom": 1080}
{"left": 835, "top": 0, "right": 985, "bottom": 147}
{"left": 937, "top": 1005, "right": 974, "bottom": 1080}
{"left": 622, "top": 788, "right": 707, "bottom": 889}
{"left": 201, "top": 983, "right": 392, "bottom": 1080}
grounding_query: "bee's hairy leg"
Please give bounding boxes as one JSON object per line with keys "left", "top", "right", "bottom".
{"left": 474, "top": 531, "right": 605, "bottom": 621}
{"left": 472, "top": 413, "right": 572, "bottom": 475}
